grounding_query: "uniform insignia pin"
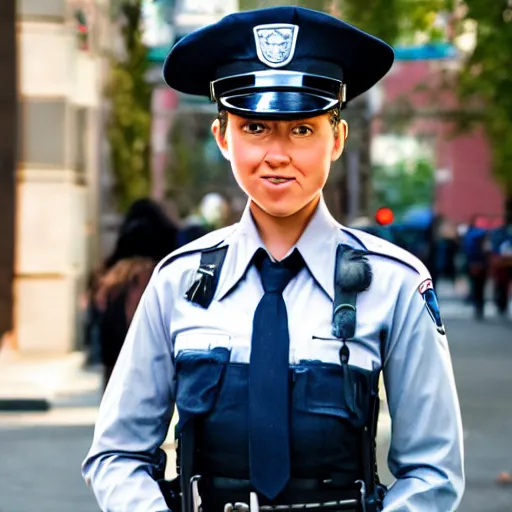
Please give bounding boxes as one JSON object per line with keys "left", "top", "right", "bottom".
{"left": 253, "top": 24, "right": 299, "bottom": 68}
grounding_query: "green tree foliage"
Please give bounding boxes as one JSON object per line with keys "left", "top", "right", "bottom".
{"left": 167, "top": 113, "right": 229, "bottom": 216}
{"left": 372, "top": 158, "right": 435, "bottom": 219}
{"left": 455, "top": 1, "right": 512, "bottom": 201}
{"left": 105, "top": 1, "right": 151, "bottom": 212}
{"left": 240, "top": 0, "right": 453, "bottom": 43}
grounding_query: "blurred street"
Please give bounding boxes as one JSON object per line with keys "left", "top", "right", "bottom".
{"left": 451, "top": 317, "right": 512, "bottom": 512}
{"left": 0, "top": 289, "right": 511, "bottom": 512}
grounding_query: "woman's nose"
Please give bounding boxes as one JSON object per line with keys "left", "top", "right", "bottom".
{"left": 264, "top": 141, "right": 292, "bottom": 169}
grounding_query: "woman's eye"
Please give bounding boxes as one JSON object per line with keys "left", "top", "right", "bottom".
{"left": 243, "top": 123, "right": 266, "bottom": 134}
{"left": 292, "top": 125, "right": 313, "bottom": 136}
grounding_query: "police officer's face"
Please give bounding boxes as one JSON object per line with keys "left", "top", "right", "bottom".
{"left": 212, "top": 112, "right": 347, "bottom": 218}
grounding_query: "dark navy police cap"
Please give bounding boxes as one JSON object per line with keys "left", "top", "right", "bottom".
{"left": 163, "top": 6, "right": 394, "bottom": 119}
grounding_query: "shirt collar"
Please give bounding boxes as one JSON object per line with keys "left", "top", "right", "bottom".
{"left": 294, "top": 198, "right": 340, "bottom": 300}
{"left": 216, "top": 196, "right": 340, "bottom": 301}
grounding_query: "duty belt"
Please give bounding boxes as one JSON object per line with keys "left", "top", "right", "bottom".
{"left": 193, "top": 476, "right": 368, "bottom": 512}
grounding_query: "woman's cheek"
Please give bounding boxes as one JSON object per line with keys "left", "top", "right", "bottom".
{"left": 230, "top": 138, "right": 254, "bottom": 162}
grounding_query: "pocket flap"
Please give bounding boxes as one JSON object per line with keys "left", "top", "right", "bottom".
{"left": 175, "top": 347, "right": 230, "bottom": 421}
{"left": 293, "top": 363, "right": 374, "bottom": 428}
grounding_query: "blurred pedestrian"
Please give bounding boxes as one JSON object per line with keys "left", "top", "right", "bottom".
{"left": 105, "top": 198, "right": 179, "bottom": 269}
{"left": 462, "top": 217, "right": 490, "bottom": 320}
{"left": 437, "top": 221, "right": 459, "bottom": 283}
{"left": 490, "top": 208, "right": 512, "bottom": 317}
{"left": 95, "top": 257, "right": 156, "bottom": 390}
{"left": 177, "top": 192, "right": 230, "bottom": 246}
{"left": 96, "top": 198, "right": 179, "bottom": 389}
{"left": 177, "top": 210, "right": 210, "bottom": 247}
{"left": 82, "top": 269, "right": 104, "bottom": 366}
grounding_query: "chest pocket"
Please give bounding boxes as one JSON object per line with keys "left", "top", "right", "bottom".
{"left": 287, "top": 361, "right": 378, "bottom": 479}
{"left": 293, "top": 361, "right": 376, "bottom": 429}
{"left": 175, "top": 346, "right": 230, "bottom": 428}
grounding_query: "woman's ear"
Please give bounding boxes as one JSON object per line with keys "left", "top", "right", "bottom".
{"left": 211, "top": 119, "right": 230, "bottom": 160}
{"left": 331, "top": 119, "right": 348, "bottom": 162}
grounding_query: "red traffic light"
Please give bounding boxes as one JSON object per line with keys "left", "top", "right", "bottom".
{"left": 375, "top": 207, "right": 394, "bottom": 226}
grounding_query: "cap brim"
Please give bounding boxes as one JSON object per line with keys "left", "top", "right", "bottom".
{"left": 219, "top": 91, "right": 339, "bottom": 119}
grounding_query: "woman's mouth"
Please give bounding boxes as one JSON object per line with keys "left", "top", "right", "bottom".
{"left": 263, "top": 176, "right": 294, "bottom": 185}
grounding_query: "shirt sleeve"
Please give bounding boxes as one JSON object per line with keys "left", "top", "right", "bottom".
{"left": 82, "top": 271, "right": 175, "bottom": 512}
{"left": 381, "top": 274, "right": 465, "bottom": 511}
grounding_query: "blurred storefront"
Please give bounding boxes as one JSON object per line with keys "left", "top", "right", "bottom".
{"left": 376, "top": 58, "right": 504, "bottom": 227}
{"left": 14, "top": 0, "right": 110, "bottom": 354}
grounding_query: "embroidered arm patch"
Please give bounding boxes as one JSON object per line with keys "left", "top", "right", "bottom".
{"left": 418, "top": 279, "right": 446, "bottom": 335}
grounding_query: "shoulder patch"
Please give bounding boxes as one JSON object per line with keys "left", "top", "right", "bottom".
{"left": 418, "top": 279, "right": 446, "bottom": 335}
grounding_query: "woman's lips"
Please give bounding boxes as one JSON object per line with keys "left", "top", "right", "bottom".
{"left": 262, "top": 176, "right": 295, "bottom": 184}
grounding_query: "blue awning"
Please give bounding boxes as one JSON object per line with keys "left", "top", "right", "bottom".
{"left": 394, "top": 42, "right": 457, "bottom": 61}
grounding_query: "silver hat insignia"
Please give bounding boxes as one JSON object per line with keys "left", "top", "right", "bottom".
{"left": 253, "top": 24, "right": 299, "bottom": 68}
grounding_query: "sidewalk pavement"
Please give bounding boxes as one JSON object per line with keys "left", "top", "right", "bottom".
{"left": 0, "top": 348, "right": 102, "bottom": 412}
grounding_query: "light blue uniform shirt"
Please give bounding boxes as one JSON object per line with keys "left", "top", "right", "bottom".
{"left": 82, "top": 198, "right": 464, "bottom": 512}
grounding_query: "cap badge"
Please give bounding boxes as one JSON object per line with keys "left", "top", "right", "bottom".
{"left": 253, "top": 24, "right": 299, "bottom": 68}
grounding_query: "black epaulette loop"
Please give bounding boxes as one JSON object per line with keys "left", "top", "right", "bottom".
{"left": 185, "top": 246, "right": 228, "bottom": 309}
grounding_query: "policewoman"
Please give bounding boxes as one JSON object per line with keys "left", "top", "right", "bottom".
{"left": 82, "top": 6, "right": 464, "bottom": 512}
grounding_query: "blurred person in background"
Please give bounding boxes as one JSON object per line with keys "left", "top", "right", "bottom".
{"left": 177, "top": 192, "right": 230, "bottom": 246}
{"left": 462, "top": 216, "right": 490, "bottom": 320}
{"left": 95, "top": 257, "right": 156, "bottom": 390}
{"left": 437, "top": 220, "right": 459, "bottom": 284}
{"left": 82, "top": 268, "right": 104, "bottom": 366}
{"left": 94, "top": 198, "right": 179, "bottom": 389}
{"left": 490, "top": 208, "right": 512, "bottom": 318}
{"left": 105, "top": 198, "right": 179, "bottom": 269}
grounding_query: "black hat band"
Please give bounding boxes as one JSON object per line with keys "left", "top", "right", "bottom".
{"left": 210, "top": 70, "right": 347, "bottom": 105}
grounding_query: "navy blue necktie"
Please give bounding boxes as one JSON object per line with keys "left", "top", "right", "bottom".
{"left": 249, "top": 249, "right": 304, "bottom": 500}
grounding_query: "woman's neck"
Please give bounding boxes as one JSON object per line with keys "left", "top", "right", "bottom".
{"left": 250, "top": 196, "right": 321, "bottom": 261}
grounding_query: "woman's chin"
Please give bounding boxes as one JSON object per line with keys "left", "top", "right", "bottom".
{"left": 252, "top": 199, "right": 308, "bottom": 219}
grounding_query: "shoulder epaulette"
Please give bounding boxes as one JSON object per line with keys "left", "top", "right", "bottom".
{"left": 157, "top": 225, "right": 236, "bottom": 274}
{"left": 340, "top": 226, "right": 425, "bottom": 276}
{"left": 184, "top": 245, "right": 229, "bottom": 308}
{"left": 340, "top": 227, "right": 368, "bottom": 250}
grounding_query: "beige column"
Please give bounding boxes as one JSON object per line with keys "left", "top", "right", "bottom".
{"left": 14, "top": 1, "right": 105, "bottom": 355}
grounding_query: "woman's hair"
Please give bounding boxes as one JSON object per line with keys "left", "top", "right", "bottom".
{"left": 217, "top": 107, "right": 343, "bottom": 138}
